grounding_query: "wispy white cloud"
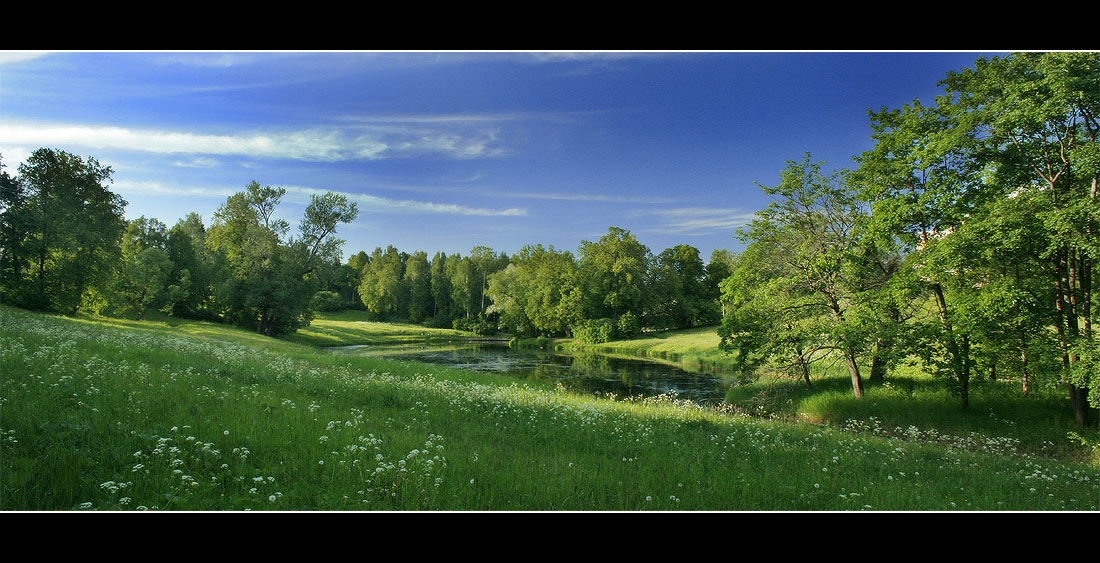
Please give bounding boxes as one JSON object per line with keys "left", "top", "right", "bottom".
{"left": 632, "top": 207, "right": 756, "bottom": 236}
{"left": 172, "top": 157, "right": 220, "bottom": 168}
{"left": 110, "top": 179, "right": 527, "bottom": 217}
{"left": 0, "top": 121, "right": 504, "bottom": 161}
{"left": 0, "top": 51, "right": 51, "bottom": 65}
{"left": 149, "top": 52, "right": 277, "bottom": 68}
{"left": 281, "top": 185, "right": 527, "bottom": 217}
{"left": 111, "top": 180, "right": 238, "bottom": 199}
{"left": 492, "top": 190, "right": 678, "bottom": 204}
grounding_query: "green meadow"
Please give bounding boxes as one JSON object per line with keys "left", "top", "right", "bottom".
{"left": 2, "top": 305, "right": 1097, "bottom": 511}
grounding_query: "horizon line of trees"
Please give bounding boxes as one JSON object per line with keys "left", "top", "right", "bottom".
{"left": 719, "top": 52, "right": 1098, "bottom": 426}
{"left": 340, "top": 227, "right": 735, "bottom": 341}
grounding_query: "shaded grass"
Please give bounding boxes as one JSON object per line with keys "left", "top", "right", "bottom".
{"left": 726, "top": 369, "right": 1098, "bottom": 462}
{"left": 3, "top": 305, "right": 1098, "bottom": 511}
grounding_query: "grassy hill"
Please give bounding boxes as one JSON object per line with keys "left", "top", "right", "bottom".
{"left": 2, "top": 305, "right": 1097, "bottom": 511}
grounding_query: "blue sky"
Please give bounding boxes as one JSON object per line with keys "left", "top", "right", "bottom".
{"left": 0, "top": 51, "right": 1003, "bottom": 262}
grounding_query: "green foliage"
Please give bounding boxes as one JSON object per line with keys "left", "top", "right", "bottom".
{"left": 205, "top": 181, "right": 357, "bottom": 336}
{"left": 110, "top": 217, "right": 172, "bottom": 319}
{"left": 573, "top": 318, "right": 617, "bottom": 344}
{"left": 578, "top": 227, "right": 650, "bottom": 323}
{"left": 725, "top": 154, "right": 875, "bottom": 397}
{"left": 358, "top": 246, "right": 405, "bottom": 318}
{"left": 451, "top": 315, "right": 495, "bottom": 336}
{"left": 0, "top": 149, "right": 126, "bottom": 314}
{"left": 311, "top": 290, "right": 345, "bottom": 312}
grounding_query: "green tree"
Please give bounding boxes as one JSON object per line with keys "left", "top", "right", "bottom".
{"left": 430, "top": 251, "right": 452, "bottom": 323}
{"left": 939, "top": 52, "right": 1099, "bottom": 423}
{"left": 648, "top": 244, "right": 713, "bottom": 330}
{"left": 163, "top": 217, "right": 205, "bottom": 317}
{"left": 0, "top": 149, "right": 126, "bottom": 314}
{"left": 856, "top": 96, "right": 987, "bottom": 408}
{"left": 359, "top": 246, "right": 404, "bottom": 318}
{"left": 404, "top": 250, "right": 433, "bottom": 323}
{"left": 718, "top": 240, "right": 820, "bottom": 389}
{"left": 112, "top": 216, "right": 172, "bottom": 319}
{"left": 208, "top": 181, "right": 357, "bottom": 336}
{"left": 578, "top": 226, "right": 650, "bottom": 327}
{"left": 737, "top": 154, "right": 872, "bottom": 397}
{"left": 486, "top": 244, "right": 582, "bottom": 337}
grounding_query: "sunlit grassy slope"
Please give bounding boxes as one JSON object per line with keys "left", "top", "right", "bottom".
{"left": 553, "top": 325, "right": 735, "bottom": 374}
{"left": 282, "top": 310, "right": 473, "bottom": 348}
{"left": 2, "top": 305, "right": 1098, "bottom": 511}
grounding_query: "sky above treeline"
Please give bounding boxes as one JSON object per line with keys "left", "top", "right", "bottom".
{"left": 0, "top": 50, "right": 1006, "bottom": 262}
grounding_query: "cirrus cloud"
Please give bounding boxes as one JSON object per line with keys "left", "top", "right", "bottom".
{"left": 0, "top": 120, "right": 504, "bottom": 162}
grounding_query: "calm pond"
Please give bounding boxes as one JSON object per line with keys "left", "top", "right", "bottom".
{"left": 330, "top": 342, "right": 734, "bottom": 405}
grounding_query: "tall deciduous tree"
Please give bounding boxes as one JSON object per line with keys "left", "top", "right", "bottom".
{"left": 208, "top": 181, "right": 357, "bottom": 336}
{"left": 359, "top": 246, "right": 404, "bottom": 318}
{"left": 113, "top": 216, "right": 172, "bottom": 319}
{"left": 404, "top": 250, "right": 433, "bottom": 323}
{"left": 486, "top": 244, "right": 582, "bottom": 337}
{"left": 855, "top": 97, "right": 986, "bottom": 409}
{"left": 0, "top": 149, "right": 126, "bottom": 314}
{"left": 737, "top": 154, "right": 872, "bottom": 397}
{"left": 578, "top": 226, "right": 650, "bottom": 328}
{"left": 939, "top": 52, "right": 1099, "bottom": 423}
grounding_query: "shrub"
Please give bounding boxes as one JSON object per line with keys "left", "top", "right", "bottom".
{"left": 310, "top": 290, "right": 345, "bottom": 312}
{"left": 616, "top": 311, "right": 640, "bottom": 339}
{"left": 572, "top": 318, "right": 616, "bottom": 344}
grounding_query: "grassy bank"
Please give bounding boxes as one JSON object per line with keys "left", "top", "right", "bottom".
{"left": 282, "top": 310, "right": 474, "bottom": 348}
{"left": 3, "top": 306, "right": 1099, "bottom": 511}
{"left": 517, "top": 325, "right": 740, "bottom": 375}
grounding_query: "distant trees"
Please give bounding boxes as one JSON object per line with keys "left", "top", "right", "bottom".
{"left": 486, "top": 244, "right": 582, "bottom": 337}
{"left": 337, "top": 226, "right": 731, "bottom": 342}
{"left": 647, "top": 244, "right": 721, "bottom": 331}
{"left": 112, "top": 216, "right": 172, "bottom": 319}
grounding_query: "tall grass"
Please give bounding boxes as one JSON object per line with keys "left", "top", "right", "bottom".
{"left": 2, "top": 306, "right": 1098, "bottom": 511}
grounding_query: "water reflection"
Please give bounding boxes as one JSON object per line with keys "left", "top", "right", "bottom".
{"left": 334, "top": 343, "right": 732, "bottom": 405}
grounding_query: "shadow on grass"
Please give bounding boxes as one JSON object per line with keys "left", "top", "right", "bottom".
{"left": 726, "top": 373, "right": 1097, "bottom": 462}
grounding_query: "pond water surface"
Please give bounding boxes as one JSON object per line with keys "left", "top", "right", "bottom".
{"left": 331, "top": 342, "right": 734, "bottom": 405}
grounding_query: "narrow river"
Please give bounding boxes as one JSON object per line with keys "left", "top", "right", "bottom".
{"left": 330, "top": 342, "right": 734, "bottom": 405}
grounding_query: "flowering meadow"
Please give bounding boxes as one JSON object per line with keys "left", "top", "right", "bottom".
{"left": 1, "top": 305, "right": 1097, "bottom": 511}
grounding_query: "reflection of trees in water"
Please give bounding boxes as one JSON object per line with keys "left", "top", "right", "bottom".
{"left": 375, "top": 344, "right": 728, "bottom": 403}
{"left": 568, "top": 353, "right": 637, "bottom": 393}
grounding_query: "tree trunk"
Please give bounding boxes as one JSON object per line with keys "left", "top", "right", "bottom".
{"left": 1021, "top": 348, "right": 1030, "bottom": 396}
{"left": 824, "top": 292, "right": 863, "bottom": 397}
{"left": 845, "top": 349, "right": 864, "bottom": 398}
{"left": 1055, "top": 248, "right": 1090, "bottom": 425}
{"left": 931, "top": 282, "right": 970, "bottom": 409}
{"left": 793, "top": 342, "right": 812, "bottom": 389}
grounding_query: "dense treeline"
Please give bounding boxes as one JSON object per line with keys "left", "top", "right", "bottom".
{"left": 719, "top": 52, "right": 1099, "bottom": 426}
{"left": 0, "top": 154, "right": 358, "bottom": 337}
{"left": 0, "top": 148, "right": 730, "bottom": 343}
{"left": 341, "top": 228, "right": 733, "bottom": 340}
